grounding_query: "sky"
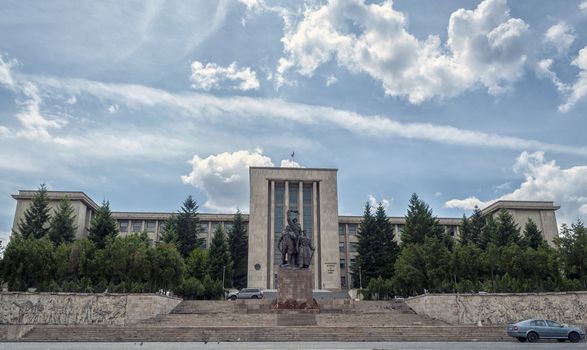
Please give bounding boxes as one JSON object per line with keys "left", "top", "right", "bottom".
{"left": 2, "top": 0, "right": 587, "bottom": 245}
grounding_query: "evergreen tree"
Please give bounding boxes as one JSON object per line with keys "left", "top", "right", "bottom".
{"left": 479, "top": 215, "right": 497, "bottom": 250}
{"left": 160, "top": 215, "right": 180, "bottom": 250}
{"left": 522, "top": 218, "right": 544, "bottom": 250}
{"left": 373, "top": 203, "right": 399, "bottom": 279}
{"left": 88, "top": 200, "right": 118, "bottom": 249}
{"left": 555, "top": 221, "right": 587, "bottom": 287}
{"left": 175, "top": 196, "right": 204, "bottom": 257}
{"left": 228, "top": 210, "right": 248, "bottom": 289}
{"left": 494, "top": 209, "right": 521, "bottom": 247}
{"left": 469, "top": 206, "right": 485, "bottom": 248}
{"left": 48, "top": 197, "right": 77, "bottom": 245}
{"left": 352, "top": 203, "right": 376, "bottom": 287}
{"left": 401, "top": 193, "right": 444, "bottom": 245}
{"left": 459, "top": 214, "right": 473, "bottom": 245}
{"left": 17, "top": 183, "right": 50, "bottom": 239}
{"left": 207, "top": 225, "right": 232, "bottom": 287}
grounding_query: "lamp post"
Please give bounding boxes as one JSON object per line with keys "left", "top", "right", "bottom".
{"left": 222, "top": 265, "right": 226, "bottom": 288}
{"left": 359, "top": 266, "right": 363, "bottom": 290}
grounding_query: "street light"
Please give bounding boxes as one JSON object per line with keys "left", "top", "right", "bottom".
{"left": 222, "top": 265, "right": 226, "bottom": 288}
{"left": 359, "top": 266, "right": 363, "bottom": 290}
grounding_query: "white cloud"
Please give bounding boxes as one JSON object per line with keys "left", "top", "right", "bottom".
{"left": 559, "top": 46, "right": 587, "bottom": 113}
{"left": 544, "top": 22, "right": 576, "bottom": 55}
{"left": 580, "top": 1, "right": 587, "bottom": 11}
{"left": 181, "top": 149, "right": 304, "bottom": 211}
{"left": 0, "top": 55, "right": 17, "bottom": 89}
{"left": 368, "top": 194, "right": 391, "bottom": 211}
{"left": 25, "top": 74, "right": 587, "bottom": 157}
{"left": 445, "top": 151, "right": 587, "bottom": 225}
{"left": 536, "top": 59, "right": 569, "bottom": 94}
{"left": 325, "top": 75, "right": 337, "bottom": 86}
{"left": 276, "top": 0, "right": 528, "bottom": 103}
{"left": 66, "top": 96, "right": 77, "bottom": 105}
{"left": 108, "top": 104, "right": 119, "bottom": 113}
{"left": 190, "top": 61, "right": 260, "bottom": 91}
{"left": 280, "top": 159, "right": 302, "bottom": 168}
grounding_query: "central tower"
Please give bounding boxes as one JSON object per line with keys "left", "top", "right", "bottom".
{"left": 247, "top": 167, "right": 340, "bottom": 290}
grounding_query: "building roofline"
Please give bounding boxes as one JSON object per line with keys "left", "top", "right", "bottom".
{"left": 481, "top": 200, "right": 560, "bottom": 215}
{"left": 249, "top": 166, "right": 338, "bottom": 171}
{"left": 12, "top": 190, "right": 100, "bottom": 211}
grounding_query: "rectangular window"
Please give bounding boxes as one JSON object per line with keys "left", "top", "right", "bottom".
{"left": 303, "top": 183, "right": 313, "bottom": 237}
{"left": 274, "top": 182, "right": 285, "bottom": 266}
{"left": 348, "top": 224, "right": 357, "bottom": 235}
{"left": 118, "top": 220, "right": 129, "bottom": 233}
{"left": 212, "top": 222, "right": 221, "bottom": 233}
{"left": 146, "top": 221, "right": 156, "bottom": 232}
{"left": 158, "top": 221, "right": 166, "bottom": 233}
{"left": 341, "top": 276, "right": 347, "bottom": 288}
{"left": 199, "top": 222, "right": 208, "bottom": 234}
{"left": 339, "top": 224, "right": 345, "bottom": 235}
{"left": 224, "top": 223, "right": 233, "bottom": 233}
{"left": 350, "top": 242, "right": 358, "bottom": 253}
{"left": 339, "top": 242, "right": 345, "bottom": 251}
{"left": 131, "top": 221, "right": 142, "bottom": 232}
{"left": 340, "top": 259, "right": 346, "bottom": 269}
{"left": 289, "top": 182, "right": 299, "bottom": 212}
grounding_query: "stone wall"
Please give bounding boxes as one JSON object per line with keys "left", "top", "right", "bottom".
{"left": 405, "top": 291, "right": 587, "bottom": 325}
{"left": 0, "top": 293, "right": 181, "bottom": 325}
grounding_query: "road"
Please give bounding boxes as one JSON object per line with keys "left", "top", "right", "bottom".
{"left": 2, "top": 342, "right": 586, "bottom": 350}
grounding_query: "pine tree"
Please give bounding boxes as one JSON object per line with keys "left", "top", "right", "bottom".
{"left": 401, "top": 193, "right": 444, "bottom": 245}
{"left": 175, "top": 196, "right": 204, "bottom": 257}
{"left": 469, "top": 206, "right": 485, "bottom": 248}
{"left": 479, "top": 215, "right": 497, "bottom": 250}
{"left": 522, "top": 218, "right": 543, "bottom": 250}
{"left": 373, "top": 203, "right": 399, "bottom": 279}
{"left": 48, "top": 197, "right": 77, "bottom": 245}
{"left": 88, "top": 200, "right": 118, "bottom": 249}
{"left": 207, "top": 225, "right": 232, "bottom": 287}
{"left": 352, "top": 203, "right": 376, "bottom": 287}
{"left": 228, "top": 210, "right": 248, "bottom": 289}
{"left": 17, "top": 183, "right": 50, "bottom": 239}
{"left": 160, "top": 215, "right": 180, "bottom": 250}
{"left": 494, "top": 209, "right": 521, "bottom": 247}
{"left": 459, "top": 214, "right": 473, "bottom": 245}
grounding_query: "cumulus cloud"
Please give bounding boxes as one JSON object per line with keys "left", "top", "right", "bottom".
{"left": 536, "top": 59, "right": 569, "bottom": 94}
{"left": 559, "top": 46, "right": 587, "bottom": 113}
{"left": 280, "top": 159, "right": 303, "bottom": 168}
{"left": 108, "top": 104, "right": 119, "bottom": 113}
{"left": 445, "top": 151, "right": 587, "bottom": 226}
{"left": 181, "top": 149, "right": 304, "bottom": 211}
{"left": 276, "top": 0, "right": 529, "bottom": 103}
{"left": 368, "top": 194, "right": 391, "bottom": 211}
{"left": 0, "top": 55, "right": 16, "bottom": 89}
{"left": 190, "top": 61, "right": 260, "bottom": 91}
{"left": 325, "top": 75, "right": 337, "bottom": 86}
{"left": 580, "top": 1, "right": 587, "bottom": 11}
{"left": 544, "top": 22, "right": 576, "bottom": 55}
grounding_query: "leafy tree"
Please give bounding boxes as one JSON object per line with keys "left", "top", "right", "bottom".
{"left": 494, "top": 209, "right": 521, "bottom": 247}
{"left": 149, "top": 242, "right": 184, "bottom": 291}
{"left": 17, "top": 184, "right": 50, "bottom": 239}
{"left": 185, "top": 247, "right": 209, "bottom": 280}
{"left": 97, "top": 232, "right": 150, "bottom": 288}
{"left": 48, "top": 197, "right": 77, "bottom": 245}
{"left": 522, "top": 218, "right": 544, "bottom": 250}
{"left": 67, "top": 238, "right": 98, "bottom": 284}
{"left": 451, "top": 243, "right": 486, "bottom": 292}
{"left": 1, "top": 236, "right": 55, "bottom": 290}
{"left": 555, "top": 221, "right": 587, "bottom": 287}
{"left": 88, "top": 200, "right": 118, "bottom": 249}
{"left": 401, "top": 193, "right": 445, "bottom": 245}
{"left": 207, "top": 225, "right": 232, "bottom": 287}
{"left": 228, "top": 210, "right": 248, "bottom": 289}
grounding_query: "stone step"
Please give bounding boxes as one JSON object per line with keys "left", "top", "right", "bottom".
{"left": 22, "top": 325, "right": 509, "bottom": 342}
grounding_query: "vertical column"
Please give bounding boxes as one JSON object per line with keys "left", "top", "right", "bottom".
{"left": 312, "top": 181, "right": 319, "bottom": 289}
{"left": 284, "top": 181, "right": 289, "bottom": 228}
{"left": 298, "top": 181, "right": 304, "bottom": 228}
{"left": 269, "top": 180, "right": 275, "bottom": 289}
{"left": 207, "top": 221, "right": 212, "bottom": 248}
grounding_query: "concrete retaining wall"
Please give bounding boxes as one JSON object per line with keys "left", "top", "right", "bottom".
{"left": 405, "top": 291, "right": 587, "bottom": 325}
{"left": 0, "top": 293, "right": 181, "bottom": 326}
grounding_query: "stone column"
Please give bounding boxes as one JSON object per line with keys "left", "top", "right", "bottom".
{"left": 298, "top": 181, "right": 304, "bottom": 228}
{"left": 269, "top": 180, "right": 275, "bottom": 289}
{"left": 312, "top": 181, "right": 319, "bottom": 289}
{"left": 284, "top": 181, "right": 289, "bottom": 229}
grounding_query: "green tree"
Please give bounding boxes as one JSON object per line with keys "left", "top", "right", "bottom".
{"left": 97, "top": 233, "right": 150, "bottom": 289}
{"left": 67, "top": 238, "right": 98, "bottom": 284}
{"left": 48, "top": 197, "right": 77, "bottom": 245}
{"left": 469, "top": 206, "right": 485, "bottom": 248}
{"left": 555, "top": 221, "right": 587, "bottom": 287}
{"left": 149, "top": 242, "right": 184, "bottom": 291}
{"left": 522, "top": 218, "right": 544, "bottom": 250}
{"left": 494, "top": 209, "right": 521, "bottom": 247}
{"left": 185, "top": 247, "right": 209, "bottom": 280}
{"left": 175, "top": 196, "right": 204, "bottom": 257}
{"left": 401, "top": 193, "right": 445, "bottom": 245}
{"left": 88, "top": 200, "right": 118, "bottom": 249}
{"left": 207, "top": 225, "right": 232, "bottom": 287}
{"left": 160, "top": 216, "right": 180, "bottom": 251}
{"left": 459, "top": 214, "right": 473, "bottom": 245}
{"left": 1, "top": 236, "right": 55, "bottom": 290}
{"left": 228, "top": 210, "right": 248, "bottom": 289}
{"left": 17, "top": 184, "right": 50, "bottom": 239}
{"left": 352, "top": 203, "right": 376, "bottom": 288}
{"left": 451, "top": 243, "right": 486, "bottom": 292}
{"left": 479, "top": 215, "right": 498, "bottom": 250}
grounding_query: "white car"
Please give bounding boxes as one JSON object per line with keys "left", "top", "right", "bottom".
{"left": 227, "top": 288, "right": 264, "bottom": 300}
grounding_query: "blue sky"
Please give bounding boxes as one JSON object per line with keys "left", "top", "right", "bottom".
{"left": 2, "top": 0, "right": 587, "bottom": 244}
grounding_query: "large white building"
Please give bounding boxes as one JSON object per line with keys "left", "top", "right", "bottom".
{"left": 10, "top": 166, "right": 560, "bottom": 290}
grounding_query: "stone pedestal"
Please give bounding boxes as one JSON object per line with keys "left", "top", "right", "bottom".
{"left": 276, "top": 267, "right": 317, "bottom": 309}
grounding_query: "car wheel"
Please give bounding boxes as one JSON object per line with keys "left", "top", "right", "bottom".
{"left": 252, "top": 295, "right": 259, "bottom": 299}
{"left": 516, "top": 337, "right": 527, "bottom": 342}
{"left": 527, "top": 332, "right": 539, "bottom": 343}
{"left": 569, "top": 331, "right": 580, "bottom": 343}
{"left": 557, "top": 339, "right": 566, "bottom": 342}
{"left": 230, "top": 295, "right": 237, "bottom": 301}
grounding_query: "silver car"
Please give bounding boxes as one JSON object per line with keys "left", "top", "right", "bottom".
{"left": 507, "top": 319, "right": 586, "bottom": 343}
{"left": 227, "top": 288, "right": 264, "bottom": 300}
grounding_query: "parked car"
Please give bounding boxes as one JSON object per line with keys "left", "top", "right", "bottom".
{"left": 507, "top": 319, "right": 586, "bottom": 343}
{"left": 227, "top": 288, "right": 264, "bottom": 300}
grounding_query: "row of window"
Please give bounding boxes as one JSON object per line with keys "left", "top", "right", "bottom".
{"left": 339, "top": 224, "right": 459, "bottom": 236}
{"left": 118, "top": 220, "right": 235, "bottom": 235}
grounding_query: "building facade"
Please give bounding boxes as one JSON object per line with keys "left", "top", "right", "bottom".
{"left": 10, "top": 167, "right": 560, "bottom": 290}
